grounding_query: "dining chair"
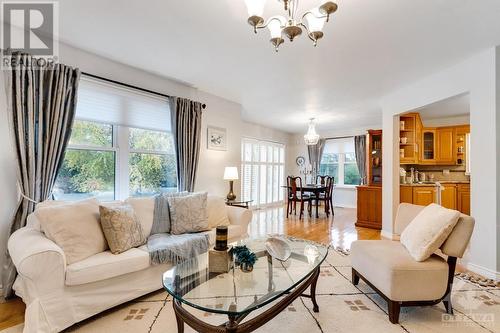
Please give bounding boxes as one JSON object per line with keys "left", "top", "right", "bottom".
{"left": 316, "top": 175, "right": 329, "bottom": 187}
{"left": 316, "top": 176, "right": 335, "bottom": 217}
{"left": 287, "top": 176, "right": 312, "bottom": 219}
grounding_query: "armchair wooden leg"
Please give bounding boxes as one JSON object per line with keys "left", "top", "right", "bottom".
{"left": 388, "top": 301, "right": 400, "bottom": 324}
{"left": 351, "top": 268, "right": 360, "bottom": 285}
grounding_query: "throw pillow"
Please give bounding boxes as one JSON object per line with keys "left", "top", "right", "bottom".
{"left": 150, "top": 191, "right": 189, "bottom": 235}
{"left": 125, "top": 197, "right": 155, "bottom": 237}
{"left": 400, "top": 203, "right": 461, "bottom": 262}
{"left": 35, "top": 198, "right": 108, "bottom": 264}
{"left": 99, "top": 205, "right": 146, "bottom": 254}
{"left": 207, "top": 195, "right": 230, "bottom": 228}
{"left": 168, "top": 192, "right": 209, "bottom": 235}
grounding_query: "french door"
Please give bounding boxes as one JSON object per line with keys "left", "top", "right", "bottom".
{"left": 241, "top": 138, "right": 285, "bottom": 208}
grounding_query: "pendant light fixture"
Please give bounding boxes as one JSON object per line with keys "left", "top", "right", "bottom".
{"left": 304, "top": 118, "right": 320, "bottom": 145}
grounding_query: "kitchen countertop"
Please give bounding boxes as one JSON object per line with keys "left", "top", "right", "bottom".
{"left": 400, "top": 181, "right": 470, "bottom": 187}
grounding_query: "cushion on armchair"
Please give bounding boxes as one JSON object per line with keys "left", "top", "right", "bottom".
{"left": 400, "top": 203, "right": 461, "bottom": 262}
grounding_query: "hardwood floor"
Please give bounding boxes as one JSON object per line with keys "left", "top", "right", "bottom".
{"left": 249, "top": 204, "right": 381, "bottom": 250}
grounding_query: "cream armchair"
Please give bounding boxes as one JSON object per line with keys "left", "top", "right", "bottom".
{"left": 350, "top": 203, "right": 475, "bottom": 324}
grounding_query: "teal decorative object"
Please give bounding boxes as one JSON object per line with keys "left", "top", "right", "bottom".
{"left": 233, "top": 245, "right": 257, "bottom": 272}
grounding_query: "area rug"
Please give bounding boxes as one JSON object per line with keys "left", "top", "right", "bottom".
{"left": 2, "top": 249, "right": 499, "bottom": 333}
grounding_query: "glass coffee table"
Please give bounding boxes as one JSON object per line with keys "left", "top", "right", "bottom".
{"left": 163, "top": 236, "right": 328, "bottom": 333}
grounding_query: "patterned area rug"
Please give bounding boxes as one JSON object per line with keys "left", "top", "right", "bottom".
{"left": 3, "top": 249, "right": 499, "bottom": 333}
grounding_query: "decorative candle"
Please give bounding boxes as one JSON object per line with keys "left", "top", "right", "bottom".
{"left": 214, "top": 226, "right": 228, "bottom": 251}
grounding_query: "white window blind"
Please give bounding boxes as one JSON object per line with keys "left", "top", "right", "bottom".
{"left": 241, "top": 138, "right": 285, "bottom": 207}
{"left": 76, "top": 77, "right": 171, "bottom": 132}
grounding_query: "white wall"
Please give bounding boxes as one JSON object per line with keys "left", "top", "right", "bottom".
{"left": 0, "top": 43, "right": 290, "bottom": 289}
{"left": 287, "top": 125, "right": 380, "bottom": 208}
{"left": 381, "top": 47, "right": 500, "bottom": 279}
{"left": 422, "top": 114, "right": 470, "bottom": 127}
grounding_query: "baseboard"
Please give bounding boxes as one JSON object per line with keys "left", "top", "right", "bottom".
{"left": 380, "top": 230, "right": 399, "bottom": 240}
{"left": 465, "top": 263, "right": 500, "bottom": 281}
{"left": 333, "top": 204, "right": 356, "bottom": 209}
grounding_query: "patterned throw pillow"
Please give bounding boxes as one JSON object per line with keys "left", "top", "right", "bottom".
{"left": 99, "top": 205, "right": 146, "bottom": 254}
{"left": 168, "top": 192, "right": 209, "bottom": 235}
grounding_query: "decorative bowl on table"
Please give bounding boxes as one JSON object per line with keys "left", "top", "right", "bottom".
{"left": 265, "top": 237, "right": 291, "bottom": 262}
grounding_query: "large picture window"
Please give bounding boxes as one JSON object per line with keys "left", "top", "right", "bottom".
{"left": 241, "top": 139, "right": 285, "bottom": 207}
{"left": 320, "top": 138, "right": 361, "bottom": 186}
{"left": 54, "top": 77, "right": 176, "bottom": 201}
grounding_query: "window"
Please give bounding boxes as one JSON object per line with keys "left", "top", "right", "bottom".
{"left": 54, "top": 120, "right": 116, "bottom": 201}
{"left": 129, "top": 128, "right": 177, "bottom": 196}
{"left": 54, "top": 77, "right": 176, "bottom": 201}
{"left": 241, "top": 139, "right": 285, "bottom": 207}
{"left": 320, "top": 138, "right": 361, "bottom": 186}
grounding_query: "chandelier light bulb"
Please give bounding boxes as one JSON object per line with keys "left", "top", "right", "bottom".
{"left": 305, "top": 9, "right": 326, "bottom": 33}
{"left": 268, "top": 16, "right": 285, "bottom": 39}
{"left": 244, "top": 0, "right": 267, "bottom": 17}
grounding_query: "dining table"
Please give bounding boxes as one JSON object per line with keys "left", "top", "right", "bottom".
{"left": 283, "top": 184, "right": 328, "bottom": 218}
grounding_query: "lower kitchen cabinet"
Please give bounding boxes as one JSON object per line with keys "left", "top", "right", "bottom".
{"left": 400, "top": 183, "right": 469, "bottom": 215}
{"left": 457, "top": 184, "right": 470, "bottom": 215}
{"left": 356, "top": 185, "right": 382, "bottom": 230}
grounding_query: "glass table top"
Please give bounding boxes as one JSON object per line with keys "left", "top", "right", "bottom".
{"left": 162, "top": 236, "right": 328, "bottom": 316}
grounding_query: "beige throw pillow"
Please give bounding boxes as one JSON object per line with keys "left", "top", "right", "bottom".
{"left": 36, "top": 198, "right": 108, "bottom": 264}
{"left": 168, "top": 192, "right": 209, "bottom": 235}
{"left": 400, "top": 203, "right": 461, "bottom": 262}
{"left": 207, "top": 195, "right": 230, "bottom": 228}
{"left": 99, "top": 205, "right": 146, "bottom": 254}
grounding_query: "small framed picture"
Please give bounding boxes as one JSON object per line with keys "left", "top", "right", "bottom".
{"left": 207, "top": 126, "right": 227, "bottom": 151}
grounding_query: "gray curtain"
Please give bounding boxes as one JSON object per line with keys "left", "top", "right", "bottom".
{"left": 2, "top": 52, "right": 80, "bottom": 297}
{"left": 307, "top": 139, "right": 326, "bottom": 181}
{"left": 169, "top": 97, "right": 203, "bottom": 192}
{"left": 354, "top": 135, "right": 367, "bottom": 185}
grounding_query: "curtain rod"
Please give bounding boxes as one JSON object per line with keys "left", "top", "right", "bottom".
{"left": 81, "top": 72, "right": 206, "bottom": 109}
{"left": 324, "top": 135, "right": 356, "bottom": 140}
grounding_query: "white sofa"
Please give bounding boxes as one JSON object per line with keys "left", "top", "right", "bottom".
{"left": 8, "top": 196, "right": 252, "bottom": 333}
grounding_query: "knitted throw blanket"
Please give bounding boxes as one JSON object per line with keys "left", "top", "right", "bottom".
{"left": 148, "top": 232, "right": 209, "bottom": 265}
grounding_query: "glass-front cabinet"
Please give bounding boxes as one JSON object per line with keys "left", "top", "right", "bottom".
{"left": 421, "top": 129, "right": 437, "bottom": 163}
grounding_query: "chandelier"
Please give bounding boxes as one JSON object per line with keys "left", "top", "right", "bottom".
{"left": 244, "top": 0, "right": 338, "bottom": 51}
{"left": 304, "top": 118, "right": 320, "bottom": 145}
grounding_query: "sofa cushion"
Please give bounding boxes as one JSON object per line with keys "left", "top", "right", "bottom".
{"left": 65, "top": 248, "right": 150, "bottom": 286}
{"left": 125, "top": 197, "right": 155, "bottom": 237}
{"left": 168, "top": 192, "right": 209, "bottom": 235}
{"left": 99, "top": 205, "right": 146, "bottom": 254}
{"left": 351, "top": 240, "right": 448, "bottom": 301}
{"left": 150, "top": 191, "right": 189, "bottom": 234}
{"left": 35, "top": 198, "right": 108, "bottom": 265}
{"left": 400, "top": 203, "right": 460, "bottom": 261}
{"left": 207, "top": 195, "right": 230, "bottom": 228}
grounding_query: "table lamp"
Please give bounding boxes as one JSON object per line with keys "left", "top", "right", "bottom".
{"left": 223, "top": 167, "right": 238, "bottom": 201}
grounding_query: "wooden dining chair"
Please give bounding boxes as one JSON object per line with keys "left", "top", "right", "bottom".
{"left": 316, "top": 176, "right": 335, "bottom": 217}
{"left": 316, "top": 175, "right": 329, "bottom": 187}
{"left": 287, "top": 176, "right": 312, "bottom": 219}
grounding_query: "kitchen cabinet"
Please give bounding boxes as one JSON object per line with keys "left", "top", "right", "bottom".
{"left": 421, "top": 129, "right": 437, "bottom": 164}
{"left": 436, "top": 127, "right": 455, "bottom": 164}
{"left": 356, "top": 185, "right": 382, "bottom": 229}
{"left": 399, "top": 113, "right": 420, "bottom": 164}
{"left": 400, "top": 186, "right": 413, "bottom": 204}
{"left": 440, "top": 184, "right": 457, "bottom": 210}
{"left": 412, "top": 186, "right": 436, "bottom": 206}
{"left": 457, "top": 184, "right": 470, "bottom": 215}
{"left": 367, "top": 130, "right": 382, "bottom": 185}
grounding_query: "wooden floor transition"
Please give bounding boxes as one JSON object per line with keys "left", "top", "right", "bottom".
{"left": 0, "top": 204, "right": 380, "bottom": 330}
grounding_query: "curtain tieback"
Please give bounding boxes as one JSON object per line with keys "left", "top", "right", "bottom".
{"left": 17, "top": 184, "right": 40, "bottom": 204}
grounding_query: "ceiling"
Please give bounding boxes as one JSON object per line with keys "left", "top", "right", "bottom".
{"left": 416, "top": 93, "right": 470, "bottom": 121}
{"left": 50, "top": 0, "right": 500, "bottom": 133}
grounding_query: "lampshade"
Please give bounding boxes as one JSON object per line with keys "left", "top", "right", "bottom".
{"left": 268, "top": 16, "right": 285, "bottom": 39}
{"left": 223, "top": 167, "right": 239, "bottom": 180}
{"left": 304, "top": 119, "right": 320, "bottom": 145}
{"left": 244, "top": 0, "right": 267, "bottom": 17}
{"left": 305, "top": 9, "right": 326, "bottom": 32}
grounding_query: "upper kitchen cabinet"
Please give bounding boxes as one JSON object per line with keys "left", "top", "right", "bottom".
{"left": 399, "top": 113, "right": 421, "bottom": 164}
{"left": 421, "top": 128, "right": 437, "bottom": 164}
{"left": 436, "top": 127, "right": 455, "bottom": 164}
